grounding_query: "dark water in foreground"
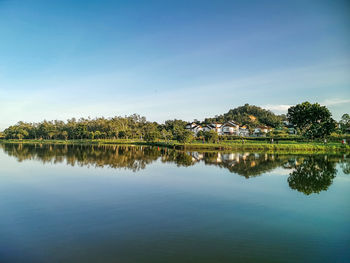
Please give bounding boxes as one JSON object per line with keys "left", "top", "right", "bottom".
{"left": 0, "top": 143, "right": 349, "bottom": 263}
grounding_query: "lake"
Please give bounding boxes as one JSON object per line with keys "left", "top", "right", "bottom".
{"left": 0, "top": 143, "right": 349, "bottom": 263}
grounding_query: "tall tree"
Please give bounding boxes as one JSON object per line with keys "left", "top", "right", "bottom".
{"left": 176, "top": 130, "right": 194, "bottom": 144}
{"left": 287, "top": 102, "right": 336, "bottom": 139}
{"left": 339, "top": 113, "right": 350, "bottom": 134}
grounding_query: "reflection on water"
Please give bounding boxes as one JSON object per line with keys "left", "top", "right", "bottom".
{"left": 1, "top": 143, "right": 349, "bottom": 195}
{"left": 0, "top": 143, "right": 349, "bottom": 263}
{"left": 287, "top": 156, "right": 337, "bottom": 195}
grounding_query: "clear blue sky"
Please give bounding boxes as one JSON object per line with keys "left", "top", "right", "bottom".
{"left": 0, "top": 0, "right": 349, "bottom": 129}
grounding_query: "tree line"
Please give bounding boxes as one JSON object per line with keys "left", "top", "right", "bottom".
{"left": 1, "top": 102, "right": 349, "bottom": 141}
{"left": 1, "top": 114, "right": 196, "bottom": 142}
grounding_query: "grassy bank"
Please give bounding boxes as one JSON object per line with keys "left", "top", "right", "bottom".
{"left": 1, "top": 139, "right": 349, "bottom": 153}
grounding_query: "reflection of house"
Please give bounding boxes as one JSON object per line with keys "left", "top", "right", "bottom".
{"left": 216, "top": 152, "right": 222, "bottom": 163}
{"left": 222, "top": 153, "right": 236, "bottom": 161}
{"left": 190, "top": 152, "right": 204, "bottom": 162}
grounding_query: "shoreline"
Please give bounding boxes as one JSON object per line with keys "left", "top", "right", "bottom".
{"left": 1, "top": 139, "right": 349, "bottom": 154}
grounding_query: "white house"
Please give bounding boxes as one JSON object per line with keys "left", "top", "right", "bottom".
{"left": 202, "top": 123, "right": 223, "bottom": 134}
{"left": 238, "top": 126, "right": 250, "bottom": 137}
{"left": 187, "top": 121, "right": 254, "bottom": 136}
{"left": 202, "top": 125, "right": 213, "bottom": 132}
{"left": 253, "top": 125, "right": 272, "bottom": 136}
{"left": 185, "top": 122, "right": 203, "bottom": 135}
{"left": 222, "top": 121, "right": 240, "bottom": 135}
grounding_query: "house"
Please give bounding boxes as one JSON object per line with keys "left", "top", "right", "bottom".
{"left": 187, "top": 121, "right": 253, "bottom": 136}
{"left": 222, "top": 122, "right": 251, "bottom": 136}
{"left": 185, "top": 122, "right": 197, "bottom": 130}
{"left": 259, "top": 125, "right": 272, "bottom": 133}
{"left": 222, "top": 121, "right": 240, "bottom": 135}
{"left": 288, "top": 127, "right": 297, "bottom": 134}
{"left": 202, "top": 123, "right": 223, "bottom": 134}
{"left": 283, "top": 120, "right": 293, "bottom": 128}
{"left": 212, "top": 123, "right": 223, "bottom": 135}
{"left": 202, "top": 124, "right": 212, "bottom": 132}
{"left": 185, "top": 122, "right": 203, "bottom": 135}
{"left": 253, "top": 125, "right": 272, "bottom": 136}
{"left": 238, "top": 125, "right": 250, "bottom": 136}
{"left": 185, "top": 122, "right": 202, "bottom": 134}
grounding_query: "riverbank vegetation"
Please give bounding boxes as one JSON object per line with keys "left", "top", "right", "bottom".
{"left": 1, "top": 103, "right": 349, "bottom": 152}
{"left": 1, "top": 138, "right": 349, "bottom": 153}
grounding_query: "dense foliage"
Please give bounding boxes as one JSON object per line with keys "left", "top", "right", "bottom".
{"left": 204, "top": 104, "right": 285, "bottom": 128}
{"left": 287, "top": 102, "right": 336, "bottom": 139}
{"left": 1, "top": 103, "right": 348, "bottom": 142}
{"left": 2, "top": 114, "right": 186, "bottom": 142}
{"left": 339, "top": 114, "right": 350, "bottom": 134}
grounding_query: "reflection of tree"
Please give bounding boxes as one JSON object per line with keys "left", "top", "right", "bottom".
{"left": 0, "top": 143, "right": 199, "bottom": 171}
{"left": 341, "top": 163, "right": 350, "bottom": 174}
{"left": 340, "top": 156, "right": 350, "bottom": 174}
{"left": 160, "top": 149, "right": 196, "bottom": 167}
{"left": 202, "top": 153, "right": 291, "bottom": 178}
{"left": 0, "top": 144, "right": 344, "bottom": 188}
{"left": 287, "top": 156, "right": 337, "bottom": 195}
{"left": 0, "top": 144, "right": 163, "bottom": 172}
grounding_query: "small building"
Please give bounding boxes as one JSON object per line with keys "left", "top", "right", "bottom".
{"left": 202, "top": 124, "right": 213, "bottom": 132}
{"left": 222, "top": 121, "right": 240, "bottom": 135}
{"left": 202, "top": 123, "right": 223, "bottom": 135}
{"left": 253, "top": 125, "right": 272, "bottom": 136}
{"left": 238, "top": 126, "right": 250, "bottom": 137}
{"left": 288, "top": 127, "right": 297, "bottom": 134}
{"left": 185, "top": 122, "right": 203, "bottom": 135}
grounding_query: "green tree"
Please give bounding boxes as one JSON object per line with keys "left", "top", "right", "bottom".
{"left": 88, "top": 131, "right": 95, "bottom": 140}
{"left": 204, "top": 130, "right": 219, "bottom": 143}
{"left": 287, "top": 102, "right": 336, "bottom": 139}
{"left": 144, "top": 123, "right": 160, "bottom": 142}
{"left": 94, "top": 131, "right": 102, "bottom": 139}
{"left": 160, "top": 129, "right": 172, "bottom": 141}
{"left": 176, "top": 130, "right": 194, "bottom": 143}
{"left": 339, "top": 113, "right": 350, "bottom": 134}
{"left": 17, "top": 129, "right": 29, "bottom": 140}
{"left": 164, "top": 119, "right": 187, "bottom": 139}
{"left": 60, "top": 130, "right": 68, "bottom": 140}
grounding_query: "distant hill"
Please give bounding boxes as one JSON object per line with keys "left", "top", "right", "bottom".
{"left": 204, "top": 104, "right": 286, "bottom": 128}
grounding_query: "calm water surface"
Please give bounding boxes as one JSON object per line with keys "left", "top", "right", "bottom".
{"left": 0, "top": 143, "right": 349, "bottom": 263}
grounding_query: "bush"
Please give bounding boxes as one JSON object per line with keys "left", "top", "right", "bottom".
{"left": 177, "top": 130, "right": 194, "bottom": 143}
{"left": 204, "top": 130, "right": 218, "bottom": 143}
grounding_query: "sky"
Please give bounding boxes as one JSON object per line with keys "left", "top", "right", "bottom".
{"left": 0, "top": 0, "right": 349, "bottom": 129}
